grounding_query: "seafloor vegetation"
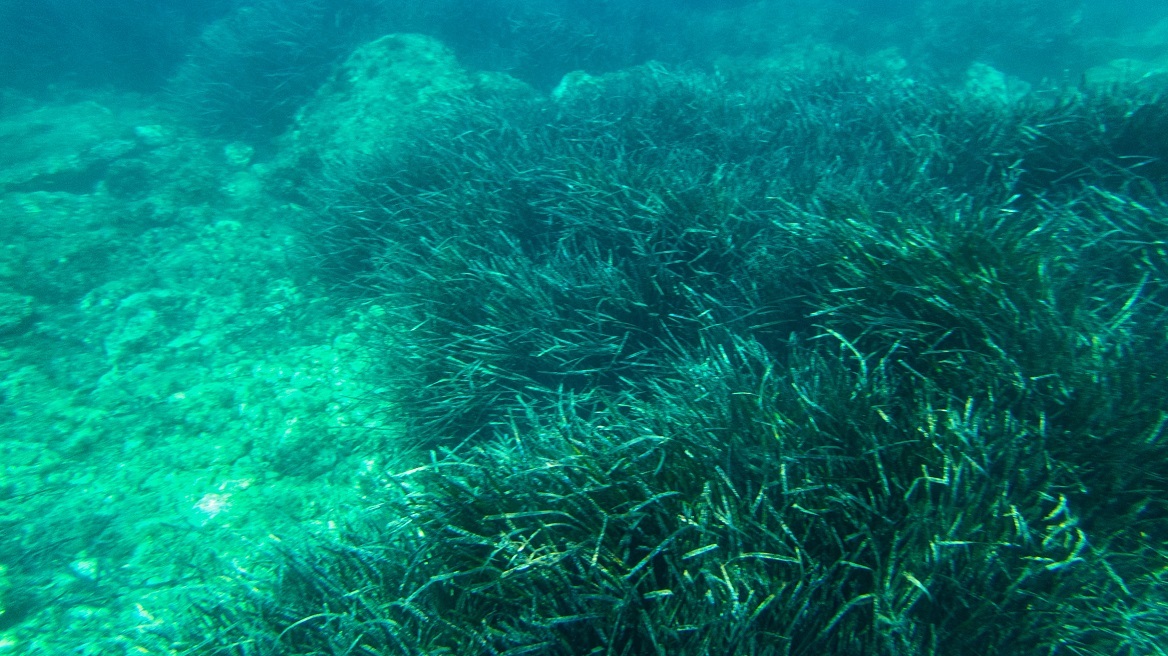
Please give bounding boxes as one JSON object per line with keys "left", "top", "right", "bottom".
{"left": 1, "top": 1, "right": 1168, "bottom": 655}
{"left": 189, "top": 60, "right": 1168, "bottom": 655}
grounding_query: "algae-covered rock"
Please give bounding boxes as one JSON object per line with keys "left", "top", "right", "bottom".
{"left": 963, "top": 62, "right": 1031, "bottom": 104}
{"left": 0, "top": 293, "right": 33, "bottom": 334}
{"left": 279, "top": 33, "right": 533, "bottom": 164}
{"left": 1083, "top": 58, "right": 1168, "bottom": 89}
{"left": 0, "top": 192, "right": 122, "bottom": 301}
{"left": 0, "top": 101, "right": 158, "bottom": 194}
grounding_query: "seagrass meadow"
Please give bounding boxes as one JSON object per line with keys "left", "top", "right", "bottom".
{"left": 173, "top": 64, "right": 1168, "bottom": 654}
{"left": 1, "top": 2, "right": 1168, "bottom": 655}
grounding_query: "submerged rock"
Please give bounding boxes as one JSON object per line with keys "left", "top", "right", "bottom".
{"left": 0, "top": 292, "right": 34, "bottom": 334}
{"left": 1083, "top": 57, "right": 1168, "bottom": 88}
{"left": 0, "top": 101, "right": 158, "bottom": 195}
{"left": 278, "top": 33, "right": 532, "bottom": 166}
{"left": 964, "top": 62, "right": 1031, "bottom": 104}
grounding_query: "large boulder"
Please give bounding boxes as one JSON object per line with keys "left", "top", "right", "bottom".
{"left": 278, "top": 33, "right": 533, "bottom": 166}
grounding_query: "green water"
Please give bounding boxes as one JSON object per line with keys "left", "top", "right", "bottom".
{"left": 1, "top": 3, "right": 1167, "bottom": 654}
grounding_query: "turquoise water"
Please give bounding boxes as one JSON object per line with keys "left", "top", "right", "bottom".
{"left": 1, "top": 2, "right": 1167, "bottom": 654}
